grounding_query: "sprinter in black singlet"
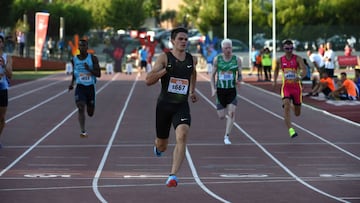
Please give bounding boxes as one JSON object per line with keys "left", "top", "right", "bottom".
{"left": 145, "top": 27, "right": 198, "bottom": 187}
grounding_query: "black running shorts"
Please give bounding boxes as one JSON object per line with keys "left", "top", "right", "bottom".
{"left": 0, "top": 89, "right": 8, "bottom": 107}
{"left": 216, "top": 88, "right": 237, "bottom": 110}
{"left": 155, "top": 100, "right": 191, "bottom": 139}
{"left": 75, "top": 84, "right": 95, "bottom": 107}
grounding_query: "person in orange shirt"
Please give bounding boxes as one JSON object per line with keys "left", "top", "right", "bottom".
{"left": 329, "top": 72, "right": 358, "bottom": 100}
{"left": 256, "top": 49, "right": 263, "bottom": 81}
{"left": 305, "top": 71, "right": 335, "bottom": 97}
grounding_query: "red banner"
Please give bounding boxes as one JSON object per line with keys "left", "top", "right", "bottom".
{"left": 337, "top": 56, "right": 359, "bottom": 67}
{"left": 35, "top": 12, "right": 49, "bottom": 69}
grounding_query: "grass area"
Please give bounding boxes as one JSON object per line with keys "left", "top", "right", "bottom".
{"left": 12, "top": 70, "right": 63, "bottom": 80}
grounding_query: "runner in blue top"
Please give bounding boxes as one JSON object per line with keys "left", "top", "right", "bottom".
{"left": 0, "top": 33, "right": 12, "bottom": 148}
{"left": 68, "top": 39, "right": 101, "bottom": 137}
{"left": 146, "top": 27, "right": 198, "bottom": 187}
{"left": 211, "top": 39, "right": 242, "bottom": 145}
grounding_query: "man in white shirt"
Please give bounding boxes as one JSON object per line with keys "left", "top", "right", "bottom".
{"left": 323, "top": 42, "right": 336, "bottom": 77}
{"left": 307, "top": 50, "right": 325, "bottom": 73}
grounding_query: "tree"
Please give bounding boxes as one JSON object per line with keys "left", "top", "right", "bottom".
{"left": 160, "top": 10, "right": 177, "bottom": 29}
{"left": 0, "top": 0, "right": 14, "bottom": 27}
{"left": 105, "top": 0, "right": 147, "bottom": 30}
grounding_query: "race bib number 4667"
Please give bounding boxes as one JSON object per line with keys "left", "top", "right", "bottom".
{"left": 167, "top": 77, "right": 189, "bottom": 95}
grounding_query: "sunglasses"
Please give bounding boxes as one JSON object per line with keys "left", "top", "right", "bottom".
{"left": 284, "top": 47, "right": 294, "bottom": 51}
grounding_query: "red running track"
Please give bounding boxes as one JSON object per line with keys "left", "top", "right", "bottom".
{"left": 0, "top": 72, "right": 359, "bottom": 203}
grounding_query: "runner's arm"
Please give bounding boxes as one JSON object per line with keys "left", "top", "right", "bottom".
{"left": 145, "top": 53, "right": 167, "bottom": 86}
{"left": 4, "top": 55, "right": 12, "bottom": 79}
{"left": 297, "top": 56, "right": 307, "bottom": 79}
{"left": 210, "top": 57, "right": 218, "bottom": 93}
{"left": 69, "top": 59, "right": 75, "bottom": 91}
{"left": 189, "top": 56, "right": 197, "bottom": 94}
{"left": 86, "top": 55, "right": 101, "bottom": 77}
{"left": 273, "top": 58, "right": 280, "bottom": 86}
{"left": 237, "top": 56, "right": 242, "bottom": 82}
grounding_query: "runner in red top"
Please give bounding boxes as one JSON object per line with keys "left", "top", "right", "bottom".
{"left": 273, "top": 40, "right": 307, "bottom": 138}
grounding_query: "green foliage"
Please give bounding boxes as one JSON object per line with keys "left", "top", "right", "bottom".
{"left": 0, "top": 0, "right": 14, "bottom": 27}
{"left": 105, "top": 0, "right": 147, "bottom": 30}
{"left": 8, "top": 0, "right": 92, "bottom": 39}
{"left": 4, "top": 0, "right": 360, "bottom": 45}
{"left": 177, "top": 0, "right": 360, "bottom": 42}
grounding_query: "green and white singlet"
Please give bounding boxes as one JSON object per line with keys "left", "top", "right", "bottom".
{"left": 216, "top": 55, "right": 238, "bottom": 89}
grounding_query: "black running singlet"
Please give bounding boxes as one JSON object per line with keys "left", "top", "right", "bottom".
{"left": 158, "top": 52, "right": 194, "bottom": 104}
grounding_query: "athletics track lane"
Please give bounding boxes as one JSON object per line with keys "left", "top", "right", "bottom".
{"left": 0, "top": 72, "right": 359, "bottom": 203}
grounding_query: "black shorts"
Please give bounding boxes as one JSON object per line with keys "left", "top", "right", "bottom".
{"left": 156, "top": 100, "right": 191, "bottom": 139}
{"left": 322, "top": 87, "right": 332, "bottom": 96}
{"left": 216, "top": 88, "right": 237, "bottom": 110}
{"left": 140, "top": 60, "right": 147, "bottom": 69}
{"left": 0, "top": 89, "right": 8, "bottom": 107}
{"left": 75, "top": 84, "right": 95, "bottom": 107}
{"left": 325, "top": 68, "right": 334, "bottom": 78}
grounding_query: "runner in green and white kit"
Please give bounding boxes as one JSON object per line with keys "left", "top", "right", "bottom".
{"left": 211, "top": 39, "right": 242, "bottom": 144}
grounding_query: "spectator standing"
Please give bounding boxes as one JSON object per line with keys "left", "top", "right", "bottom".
{"left": 138, "top": 45, "right": 148, "bottom": 75}
{"left": 57, "top": 39, "right": 65, "bottom": 59}
{"left": 0, "top": 33, "right": 13, "bottom": 148}
{"left": 261, "top": 47, "right": 272, "bottom": 81}
{"left": 249, "top": 46, "right": 259, "bottom": 76}
{"left": 47, "top": 37, "right": 55, "bottom": 59}
{"left": 256, "top": 49, "right": 263, "bottom": 81}
{"left": 307, "top": 50, "right": 325, "bottom": 73}
{"left": 318, "top": 43, "right": 325, "bottom": 56}
{"left": 344, "top": 43, "right": 352, "bottom": 56}
{"left": 302, "top": 59, "right": 311, "bottom": 81}
{"left": 323, "top": 42, "right": 336, "bottom": 77}
{"left": 17, "top": 31, "right": 25, "bottom": 57}
{"left": 204, "top": 45, "right": 217, "bottom": 74}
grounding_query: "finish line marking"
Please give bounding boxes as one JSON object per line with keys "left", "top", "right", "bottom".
{"left": 220, "top": 174, "right": 269, "bottom": 178}
{"left": 320, "top": 173, "right": 360, "bottom": 178}
{"left": 123, "top": 175, "right": 168, "bottom": 178}
{"left": 24, "top": 174, "right": 71, "bottom": 178}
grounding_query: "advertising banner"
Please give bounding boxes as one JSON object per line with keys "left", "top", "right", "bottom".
{"left": 35, "top": 12, "right": 49, "bottom": 69}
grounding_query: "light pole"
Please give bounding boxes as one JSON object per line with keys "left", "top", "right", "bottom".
{"left": 249, "top": 0, "right": 252, "bottom": 69}
{"left": 272, "top": 0, "right": 276, "bottom": 60}
{"left": 224, "top": 0, "right": 227, "bottom": 39}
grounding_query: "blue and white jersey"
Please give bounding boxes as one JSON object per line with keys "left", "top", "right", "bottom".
{"left": 73, "top": 54, "right": 96, "bottom": 86}
{"left": 0, "top": 53, "right": 9, "bottom": 90}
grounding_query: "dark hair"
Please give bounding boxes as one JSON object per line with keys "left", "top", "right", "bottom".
{"left": 303, "top": 58, "right": 309, "bottom": 66}
{"left": 171, "top": 27, "right": 188, "bottom": 40}
{"left": 340, "top": 72, "right": 347, "bottom": 77}
{"left": 79, "top": 39, "right": 88, "bottom": 46}
{"left": 0, "top": 35, "right": 4, "bottom": 43}
{"left": 283, "top": 39, "right": 293, "bottom": 45}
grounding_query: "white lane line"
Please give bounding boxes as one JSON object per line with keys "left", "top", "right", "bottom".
{"left": 242, "top": 82, "right": 360, "bottom": 127}
{"left": 6, "top": 89, "right": 67, "bottom": 123}
{"left": 200, "top": 73, "right": 359, "bottom": 160}
{"left": 186, "top": 147, "right": 231, "bottom": 203}
{"left": 238, "top": 94, "right": 360, "bottom": 161}
{"left": 9, "top": 74, "right": 67, "bottom": 90}
{"left": 92, "top": 74, "right": 140, "bottom": 203}
{"left": 0, "top": 73, "right": 119, "bottom": 177}
{"left": 9, "top": 79, "right": 66, "bottom": 101}
{"left": 196, "top": 73, "right": 350, "bottom": 203}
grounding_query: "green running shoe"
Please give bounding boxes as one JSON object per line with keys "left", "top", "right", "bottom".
{"left": 289, "top": 128, "right": 298, "bottom": 138}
